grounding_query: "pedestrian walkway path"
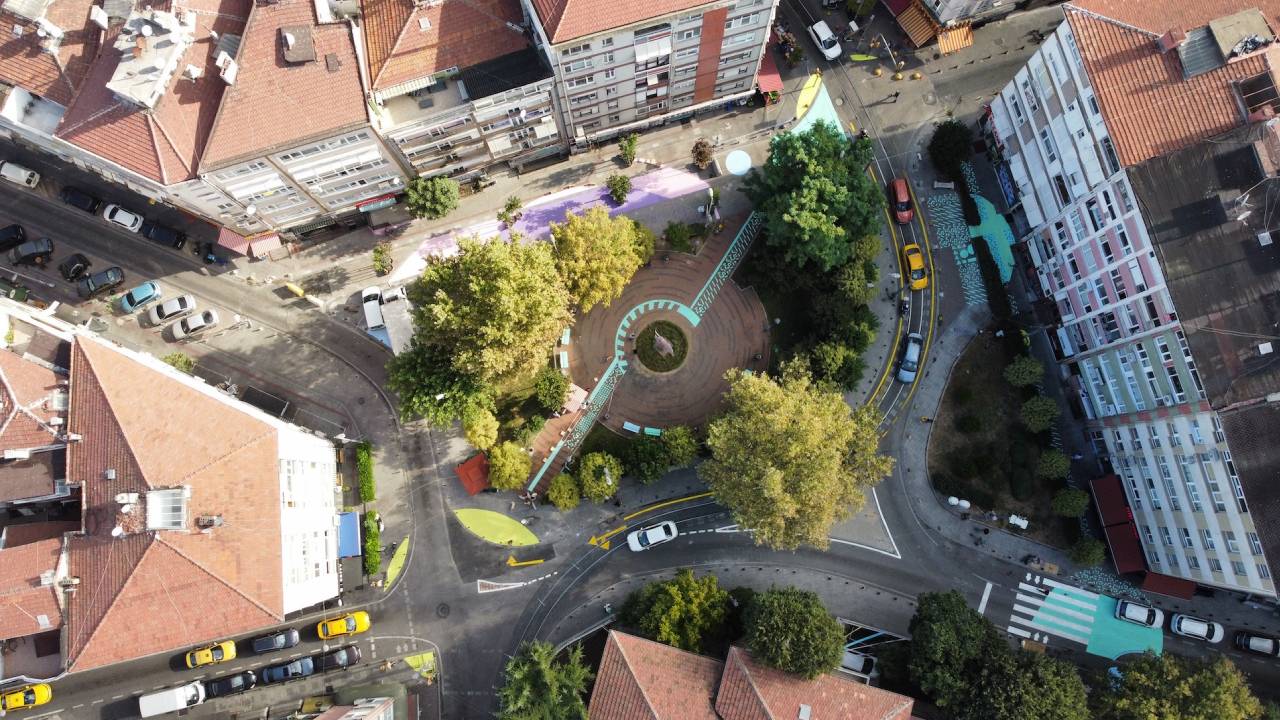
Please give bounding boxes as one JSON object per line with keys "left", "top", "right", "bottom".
{"left": 1005, "top": 573, "right": 1162, "bottom": 659}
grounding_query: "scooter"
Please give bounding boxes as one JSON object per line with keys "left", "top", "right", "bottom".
{"left": 899, "top": 297, "right": 909, "bottom": 316}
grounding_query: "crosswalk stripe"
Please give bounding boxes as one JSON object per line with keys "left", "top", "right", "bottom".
{"left": 1039, "top": 599, "right": 1095, "bottom": 623}
{"left": 1008, "top": 614, "right": 1089, "bottom": 644}
{"left": 1006, "top": 625, "right": 1032, "bottom": 639}
{"left": 1015, "top": 593, "right": 1047, "bottom": 607}
{"left": 1020, "top": 582, "right": 1094, "bottom": 611}
{"left": 1024, "top": 606, "right": 1092, "bottom": 635}
{"left": 1042, "top": 577, "right": 1100, "bottom": 600}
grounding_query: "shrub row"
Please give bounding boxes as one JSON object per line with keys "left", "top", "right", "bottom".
{"left": 363, "top": 511, "right": 381, "bottom": 575}
{"left": 356, "top": 441, "right": 375, "bottom": 503}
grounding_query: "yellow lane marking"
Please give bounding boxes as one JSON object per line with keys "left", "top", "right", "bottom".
{"left": 588, "top": 491, "right": 715, "bottom": 548}
{"left": 853, "top": 121, "right": 905, "bottom": 409}
{"left": 903, "top": 180, "right": 938, "bottom": 408}
{"left": 506, "top": 555, "right": 546, "bottom": 567}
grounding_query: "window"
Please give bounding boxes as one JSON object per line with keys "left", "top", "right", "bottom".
{"left": 1233, "top": 560, "right": 1248, "bottom": 576}
{"left": 606, "top": 100, "right": 619, "bottom": 110}
{"left": 676, "top": 47, "right": 698, "bottom": 59}
{"left": 1118, "top": 228, "right": 1132, "bottom": 252}
{"left": 1086, "top": 199, "right": 1103, "bottom": 232}
{"left": 1117, "top": 180, "right": 1135, "bottom": 212}
{"left": 146, "top": 488, "right": 190, "bottom": 531}
{"left": 1010, "top": 95, "right": 1025, "bottom": 125}
{"left": 567, "top": 74, "right": 594, "bottom": 88}
{"left": 570, "top": 91, "right": 598, "bottom": 105}
{"left": 1181, "top": 527, "right": 1194, "bottom": 548}
{"left": 1053, "top": 175, "right": 1071, "bottom": 204}
{"left": 1160, "top": 526, "right": 1173, "bottom": 546}
{"left": 678, "top": 28, "right": 700, "bottom": 40}
{"left": 1141, "top": 525, "right": 1154, "bottom": 544}
{"left": 1156, "top": 338, "right": 1172, "bottom": 363}
{"left": 1209, "top": 558, "right": 1223, "bottom": 572}
{"left": 1128, "top": 259, "right": 1146, "bottom": 291}
{"left": 1101, "top": 137, "right": 1121, "bottom": 174}
{"left": 603, "top": 69, "right": 616, "bottom": 79}
{"left": 1110, "top": 268, "right": 1127, "bottom": 299}
{"left": 723, "top": 32, "right": 754, "bottom": 47}
{"left": 561, "top": 42, "right": 591, "bottom": 56}
{"left": 606, "top": 86, "right": 619, "bottom": 96}
{"left": 1249, "top": 532, "right": 1265, "bottom": 556}
{"left": 1069, "top": 211, "right": 1088, "bottom": 242}
{"left": 1166, "top": 551, "right": 1181, "bottom": 570}
{"left": 1021, "top": 78, "right": 1039, "bottom": 113}
{"left": 607, "top": 113, "right": 621, "bottom": 123}
{"left": 1039, "top": 127, "right": 1057, "bottom": 163}
{"left": 1101, "top": 236, "right": 1115, "bottom": 263}
{"left": 1068, "top": 256, "right": 1081, "bottom": 281}
{"left": 1259, "top": 563, "right": 1272, "bottom": 580}
{"left": 602, "top": 37, "right": 614, "bottom": 47}
{"left": 564, "top": 58, "right": 593, "bottom": 74}
{"left": 1086, "top": 93, "right": 1100, "bottom": 116}
{"left": 1187, "top": 555, "right": 1200, "bottom": 570}
{"left": 724, "top": 12, "right": 759, "bottom": 30}
{"left": 1202, "top": 529, "right": 1216, "bottom": 550}
{"left": 1225, "top": 531, "right": 1240, "bottom": 553}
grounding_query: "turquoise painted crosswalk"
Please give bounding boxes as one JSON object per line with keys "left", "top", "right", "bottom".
{"left": 1006, "top": 574, "right": 1162, "bottom": 659}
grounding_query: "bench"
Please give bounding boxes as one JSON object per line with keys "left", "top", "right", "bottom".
{"left": 622, "top": 421, "right": 641, "bottom": 433}
{"left": 558, "top": 351, "right": 570, "bottom": 375}
{"left": 643, "top": 427, "right": 662, "bottom": 437}
{"left": 560, "top": 327, "right": 571, "bottom": 346}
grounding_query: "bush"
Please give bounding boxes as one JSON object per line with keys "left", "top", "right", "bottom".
{"left": 744, "top": 587, "right": 844, "bottom": 679}
{"left": 356, "top": 441, "right": 375, "bottom": 503}
{"left": 488, "top": 441, "right": 532, "bottom": 491}
{"left": 692, "top": 139, "right": 713, "bottom": 169}
{"left": 405, "top": 176, "right": 459, "bottom": 219}
{"left": 546, "top": 472, "right": 580, "bottom": 511}
{"left": 1052, "top": 487, "right": 1090, "bottom": 517}
{"left": 618, "top": 133, "right": 638, "bottom": 166}
{"left": 626, "top": 437, "right": 669, "bottom": 484}
{"left": 533, "top": 366, "right": 570, "bottom": 412}
{"left": 955, "top": 414, "right": 982, "bottom": 434}
{"left": 1020, "top": 395, "right": 1061, "bottom": 433}
{"left": 372, "top": 242, "right": 393, "bottom": 276}
{"left": 927, "top": 119, "right": 973, "bottom": 180}
{"left": 662, "top": 425, "right": 698, "bottom": 467}
{"left": 607, "top": 174, "right": 631, "bottom": 205}
{"left": 161, "top": 352, "right": 195, "bottom": 374}
{"left": 498, "top": 195, "right": 522, "bottom": 225}
{"left": 363, "top": 511, "right": 381, "bottom": 575}
{"left": 1037, "top": 449, "right": 1071, "bottom": 480}
{"left": 514, "top": 416, "right": 547, "bottom": 447}
{"left": 1003, "top": 354, "right": 1045, "bottom": 387}
{"left": 578, "top": 451, "right": 624, "bottom": 501}
{"left": 665, "top": 221, "right": 695, "bottom": 253}
{"left": 463, "top": 407, "right": 499, "bottom": 450}
{"left": 1069, "top": 537, "right": 1106, "bottom": 566}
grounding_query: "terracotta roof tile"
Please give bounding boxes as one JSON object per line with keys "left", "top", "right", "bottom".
{"left": 0, "top": 538, "right": 63, "bottom": 642}
{"left": 587, "top": 631, "right": 722, "bottom": 720}
{"left": 715, "top": 647, "right": 915, "bottom": 720}
{"left": 0, "top": 0, "right": 101, "bottom": 106}
{"left": 363, "top": 0, "right": 528, "bottom": 91}
{"left": 1066, "top": 2, "right": 1280, "bottom": 166}
{"left": 200, "top": 0, "right": 367, "bottom": 170}
{"left": 530, "top": 0, "right": 708, "bottom": 44}
{"left": 0, "top": 346, "right": 66, "bottom": 450}
{"left": 63, "top": 337, "right": 283, "bottom": 672}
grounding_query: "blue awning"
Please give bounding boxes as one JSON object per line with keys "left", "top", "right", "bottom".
{"left": 337, "top": 512, "right": 361, "bottom": 558}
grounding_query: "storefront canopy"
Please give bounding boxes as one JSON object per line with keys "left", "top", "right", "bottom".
{"left": 337, "top": 512, "right": 360, "bottom": 558}
{"left": 757, "top": 50, "right": 783, "bottom": 94}
{"left": 1142, "top": 572, "right": 1196, "bottom": 599}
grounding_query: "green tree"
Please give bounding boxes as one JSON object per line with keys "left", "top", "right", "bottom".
{"left": 372, "top": 242, "right": 393, "bottom": 276}
{"left": 546, "top": 472, "right": 580, "bottom": 511}
{"left": 1003, "top": 354, "right": 1045, "bottom": 387}
{"left": 1262, "top": 701, "right": 1280, "bottom": 720}
{"left": 744, "top": 586, "right": 844, "bottom": 679}
{"left": 1037, "top": 449, "right": 1071, "bottom": 480}
{"left": 462, "top": 406, "right": 499, "bottom": 450}
{"left": 488, "top": 441, "right": 531, "bottom": 491}
{"left": 1096, "top": 653, "right": 1260, "bottom": 720}
{"left": 607, "top": 173, "right": 631, "bottom": 204}
{"left": 1069, "top": 537, "right": 1106, "bottom": 566}
{"left": 927, "top": 119, "right": 974, "bottom": 180}
{"left": 497, "top": 641, "right": 593, "bottom": 720}
{"left": 161, "top": 352, "right": 195, "bottom": 374}
{"left": 533, "top": 366, "right": 570, "bottom": 412}
{"left": 692, "top": 138, "right": 713, "bottom": 169}
{"left": 386, "top": 340, "right": 493, "bottom": 426}
{"left": 662, "top": 425, "right": 698, "bottom": 467}
{"left": 625, "top": 437, "right": 669, "bottom": 484}
{"left": 964, "top": 650, "right": 1089, "bottom": 720}
{"left": 407, "top": 237, "right": 571, "bottom": 384}
{"left": 909, "top": 591, "right": 1003, "bottom": 709}
{"left": 1020, "top": 395, "right": 1061, "bottom": 433}
{"left": 618, "top": 132, "right": 638, "bottom": 166}
{"left": 578, "top": 451, "right": 623, "bottom": 502}
{"left": 404, "top": 176, "right": 459, "bottom": 219}
{"left": 700, "top": 362, "right": 892, "bottom": 550}
{"left": 620, "top": 569, "right": 729, "bottom": 653}
{"left": 744, "top": 120, "right": 883, "bottom": 271}
{"left": 551, "top": 207, "right": 648, "bottom": 311}
{"left": 1051, "top": 487, "right": 1090, "bottom": 517}
{"left": 498, "top": 195, "right": 523, "bottom": 225}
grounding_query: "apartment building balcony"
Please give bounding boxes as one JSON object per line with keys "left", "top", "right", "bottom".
{"left": 378, "top": 80, "right": 469, "bottom": 128}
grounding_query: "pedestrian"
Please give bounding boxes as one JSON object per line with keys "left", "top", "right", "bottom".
{"left": 888, "top": 90, "right": 901, "bottom": 103}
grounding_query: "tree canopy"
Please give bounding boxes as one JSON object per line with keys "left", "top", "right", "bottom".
{"left": 910, "top": 591, "right": 1004, "bottom": 709}
{"left": 927, "top": 120, "right": 974, "bottom": 181}
{"left": 578, "top": 451, "right": 623, "bottom": 502}
{"left": 699, "top": 362, "right": 892, "bottom": 549}
{"left": 488, "top": 441, "right": 532, "bottom": 491}
{"left": 497, "top": 641, "right": 593, "bottom": 720}
{"left": 386, "top": 339, "right": 493, "bottom": 426}
{"left": 662, "top": 425, "right": 699, "bottom": 467}
{"left": 551, "top": 207, "right": 650, "bottom": 312}
{"left": 1003, "top": 354, "right": 1045, "bottom": 387}
{"left": 405, "top": 176, "right": 460, "bottom": 219}
{"left": 1095, "top": 653, "right": 1260, "bottom": 720}
{"left": 462, "top": 406, "right": 498, "bottom": 450}
{"left": 744, "top": 120, "right": 883, "bottom": 272}
{"left": 620, "top": 569, "right": 730, "bottom": 653}
{"left": 744, "top": 586, "right": 844, "bottom": 679}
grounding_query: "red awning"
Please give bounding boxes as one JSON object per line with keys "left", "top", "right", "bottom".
{"left": 217, "top": 226, "right": 251, "bottom": 255}
{"left": 249, "top": 232, "right": 282, "bottom": 257}
{"left": 1091, "top": 474, "right": 1131, "bottom": 526}
{"left": 454, "top": 453, "right": 490, "bottom": 496}
{"left": 1102, "top": 521, "right": 1146, "bottom": 574}
{"left": 883, "top": 0, "right": 912, "bottom": 16}
{"left": 1142, "top": 572, "right": 1196, "bottom": 599}
{"left": 757, "top": 50, "right": 783, "bottom": 94}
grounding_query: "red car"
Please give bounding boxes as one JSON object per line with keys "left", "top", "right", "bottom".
{"left": 890, "top": 177, "right": 913, "bottom": 224}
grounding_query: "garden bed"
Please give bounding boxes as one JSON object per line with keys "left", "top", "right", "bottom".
{"left": 636, "top": 321, "right": 688, "bottom": 372}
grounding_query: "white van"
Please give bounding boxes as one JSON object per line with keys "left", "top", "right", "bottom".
{"left": 0, "top": 162, "right": 39, "bottom": 188}
{"left": 138, "top": 681, "right": 205, "bottom": 717}
{"left": 362, "top": 286, "right": 385, "bottom": 330}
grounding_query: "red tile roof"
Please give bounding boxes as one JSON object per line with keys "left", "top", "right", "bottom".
{"left": 587, "top": 631, "right": 722, "bottom": 720}
{"left": 530, "top": 0, "right": 707, "bottom": 44}
{"left": 63, "top": 337, "right": 283, "bottom": 672}
{"left": 0, "top": 347, "right": 66, "bottom": 503}
{"left": 715, "top": 647, "right": 914, "bottom": 720}
{"left": 0, "top": 0, "right": 101, "bottom": 106}
{"left": 362, "top": 0, "right": 528, "bottom": 91}
{"left": 1067, "top": 1, "right": 1280, "bottom": 166}
{"left": 0, "top": 538, "right": 63, "bottom": 642}
{"left": 200, "top": 0, "right": 367, "bottom": 170}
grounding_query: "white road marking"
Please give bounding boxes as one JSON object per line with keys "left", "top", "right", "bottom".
{"left": 1043, "top": 577, "right": 1100, "bottom": 599}
{"left": 1008, "top": 615, "right": 1089, "bottom": 644}
{"left": 1007, "top": 625, "right": 1032, "bottom": 639}
{"left": 977, "top": 581, "right": 993, "bottom": 614}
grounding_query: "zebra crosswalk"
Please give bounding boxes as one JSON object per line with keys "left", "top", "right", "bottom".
{"left": 1006, "top": 574, "right": 1101, "bottom": 647}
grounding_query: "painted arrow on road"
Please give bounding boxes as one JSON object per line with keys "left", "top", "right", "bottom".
{"left": 506, "top": 555, "right": 546, "bottom": 567}
{"left": 588, "top": 525, "right": 628, "bottom": 550}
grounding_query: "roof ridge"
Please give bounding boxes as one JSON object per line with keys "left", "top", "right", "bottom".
{"left": 57, "top": 98, "right": 128, "bottom": 138}
{"left": 729, "top": 647, "right": 774, "bottom": 720}
{"left": 150, "top": 113, "right": 195, "bottom": 181}
{"left": 67, "top": 535, "right": 157, "bottom": 666}
{"left": 0, "top": 365, "right": 23, "bottom": 447}
{"left": 1063, "top": 3, "right": 1158, "bottom": 37}
{"left": 144, "top": 116, "right": 171, "bottom": 185}
{"left": 611, "top": 632, "right": 661, "bottom": 720}
{"left": 879, "top": 697, "right": 913, "bottom": 720}
{"left": 372, "top": 0, "right": 423, "bottom": 88}
{"left": 158, "top": 519, "right": 284, "bottom": 621}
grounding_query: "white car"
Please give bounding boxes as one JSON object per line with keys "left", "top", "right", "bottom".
{"left": 807, "top": 21, "right": 842, "bottom": 61}
{"left": 1114, "top": 600, "right": 1164, "bottom": 628}
{"left": 102, "top": 204, "right": 144, "bottom": 233}
{"left": 1170, "top": 613, "right": 1224, "bottom": 643}
{"left": 0, "top": 161, "right": 39, "bottom": 188}
{"left": 172, "top": 309, "right": 219, "bottom": 340}
{"left": 840, "top": 650, "right": 879, "bottom": 679}
{"left": 148, "top": 294, "right": 196, "bottom": 326}
{"left": 626, "top": 521, "right": 678, "bottom": 551}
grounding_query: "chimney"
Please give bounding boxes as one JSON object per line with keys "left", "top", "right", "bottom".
{"left": 1157, "top": 29, "right": 1186, "bottom": 53}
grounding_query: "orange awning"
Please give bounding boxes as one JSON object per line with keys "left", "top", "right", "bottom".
{"left": 896, "top": 3, "right": 938, "bottom": 48}
{"left": 248, "top": 232, "right": 282, "bottom": 257}
{"left": 217, "top": 226, "right": 251, "bottom": 255}
{"left": 757, "top": 50, "right": 783, "bottom": 94}
{"left": 938, "top": 24, "right": 974, "bottom": 55}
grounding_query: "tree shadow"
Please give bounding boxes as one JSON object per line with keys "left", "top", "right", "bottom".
{"left": 299, "top": 266, "right": 352, "bottom": 296}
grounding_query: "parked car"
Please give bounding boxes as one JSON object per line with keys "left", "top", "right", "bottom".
{"left": 251, "top": 628, "right": 301, "bottom": 655}
{"left": 890, "top": 177, "right": 914, "bottom": 224}
{"left": 839, "top": 650, "right": 879, "bottom": 679}
{"left": 203, "top": 671, "right": 256, "bottom": 699}
{"left": 316, "top": 644, "right": 362, "bottom": 672}
{"left": 120, "top": 281, "right": 161, "bottom": 313}
{"left": 9, "top": 238, "right": 53, "bottom": 267}
{"left": 317, "top": 611, "right": 371, "bottom": 640}
{"left": 896, "top": 332, "right": 923, "bottom": 383}
{"left": 1114, "top": 600, "right": 1164, "bottom": 628}
{"left": 0, "top": 224, "right": 26, "bottom": 253}
{"left": 184, "top": 640, "right": 237, "bottom": 669}
{"left": 138, "top": 682, "right": 204, "bottom": 718}
{"left": 147, "top": 294, "right": 196, "bottom": 326}
{"left": 140, "top": 220, "right": 188, "bottom": 250}
{"left": 902, "top": 242, "right": 927, "bottom": 290}
{"left": 59, "top": 186, "right": 101, "bottom": 214}
{"left": 58, "top": 253, "right": 90, "bottom": 281}
{"left": 0, "top": 683, "right": 51, "bottom": 711}
{"left": 1234, "top": 631, "right": 1280, "bottom": 657}
{"left": 1170, "top": 613, "right": 1224, "bottom": 643}
{"left": 260, "top": 657, "right": 315, "bottom": 685}
{"left": 806, "top": 21, "right": 842, "bottom": 61}
{"left": 76, "top": 266, "right": 124, "bottom": 299}
{"left": 0, "top": 161, "right": 39, "bottom": 188}
{"left": 0, "top": 278, "right": 30, "bottom": 302}
{"left": 172, "top": 309, "right": 219, "bottom": 339}
{"left": 627, "top": 521, "right": 679, "bottom": 552}
{"left": 102, "top": 203, "right": 143, "bottom": 232}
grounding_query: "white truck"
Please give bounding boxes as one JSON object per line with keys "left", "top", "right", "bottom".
{"left": 137, "top": 681, "right": 205, "bottom": 717}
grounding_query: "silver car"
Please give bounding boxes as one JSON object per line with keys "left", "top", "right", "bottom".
{"left": 148, "top": 294, "right": 196, "bottom": 326}
{"left": 172, "top": 309, "right": 219, "bottom": 340}
{"left": 896, "top": 333, "right": 923, "bottom": 384}
{"left": 102, "top": 204, "right": 143, "bottom": 233}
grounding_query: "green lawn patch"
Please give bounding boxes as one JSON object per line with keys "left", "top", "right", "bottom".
{"left": 636, "top": 320, "right": 688, "bottom": 372}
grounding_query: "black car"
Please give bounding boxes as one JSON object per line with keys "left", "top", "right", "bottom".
{"left": 59, "top": 186, "right": 102, "bottom": 214}
{"left": 58, "top": 253, "right": 91, "bottom": 281}
{"left": 315, "top": 644, "right": 362, "bottom": 672}
{"left": 204, "top": 670, "right": 256, "bottom": 698}
{"left": 76, "top": 266, "right": 124, "bottom": 299}
{"left": 0, "top": 224, "right": 25, "bottom": 253}
{"left": 140, "top": 220, "right": 187, "bottom": 250}
{"left": 9, "top": 237, "right": 53, "bottom": 266}
{"left": 250, "top": 628, "right": 301, "bottom": 654}
{"left": 259, "top": 657, "right": 314, "bottom": 685}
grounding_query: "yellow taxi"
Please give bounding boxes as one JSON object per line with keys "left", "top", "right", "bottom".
{"left": 902, "top": 243, "right": 928, "bottom": 291}
{"left": 184, "top": 640, "right": 237, "bottom": 669}
{"left": 317, "top": 611, "right": 371, "bottom": 640}
{"left": 0, "top": 683, "right": 52, "bottom": 711}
